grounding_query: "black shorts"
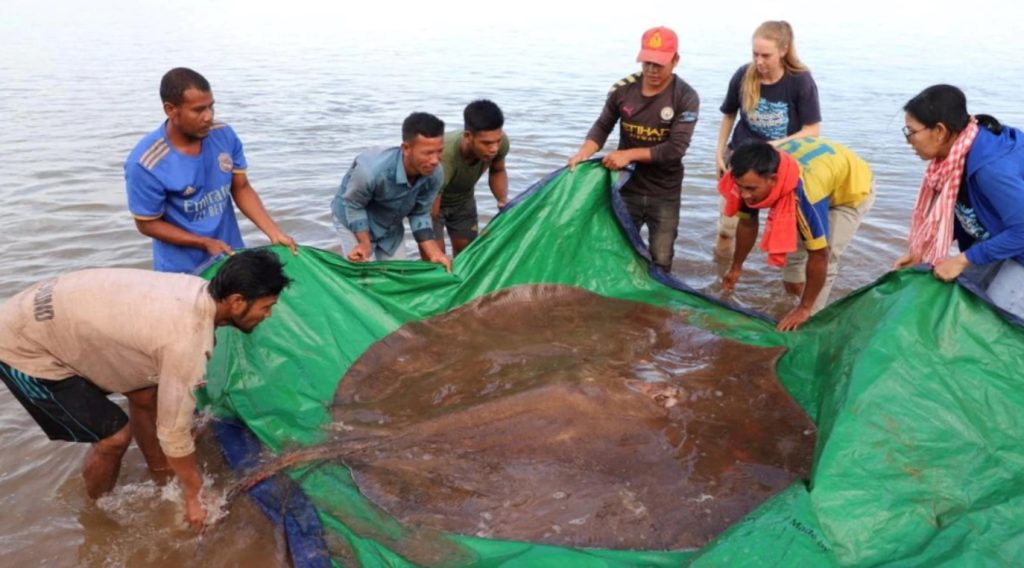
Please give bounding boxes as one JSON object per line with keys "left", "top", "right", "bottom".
{"left": 432, "top": 198, "right": 480, "bottom": 241}
{"left": 0, "top": 360, "right": 128, "bottom": 443}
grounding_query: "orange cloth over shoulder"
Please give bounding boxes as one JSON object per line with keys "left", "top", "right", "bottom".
{"left": 717, "top": 150, "right": 802, "bottom": 267}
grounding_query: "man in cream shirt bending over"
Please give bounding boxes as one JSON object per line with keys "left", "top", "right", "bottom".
{"left": 0, "top": 249, "right": 290, "bottom": 529}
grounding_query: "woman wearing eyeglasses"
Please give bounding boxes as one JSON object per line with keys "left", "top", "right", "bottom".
{"left": 714, "top": 21, "right": 821, "bottom": 254}
{"left": 896, "top": 84, "right": 1024, "bottom": 316}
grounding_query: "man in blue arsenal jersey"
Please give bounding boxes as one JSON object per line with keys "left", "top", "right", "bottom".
{"left": 125, "top": 67, "right": 296, "bottom": 273}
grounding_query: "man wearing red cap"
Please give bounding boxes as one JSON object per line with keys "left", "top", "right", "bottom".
{"left": 568, "top": 26, "right": 700, "bottom": 273}
{"left": 718, "top": 138, "right": 874, "bottom": 330}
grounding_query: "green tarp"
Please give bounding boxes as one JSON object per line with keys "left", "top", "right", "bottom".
{"left": 201, "top": 162, "right": 1024, "bottom": 566}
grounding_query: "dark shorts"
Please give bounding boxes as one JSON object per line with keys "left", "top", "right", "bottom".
{"left": 433, "top": 198, "right": 480, "bottom": 241}
{"left": 0, "top": 360, "right": 128, "bottom": 443}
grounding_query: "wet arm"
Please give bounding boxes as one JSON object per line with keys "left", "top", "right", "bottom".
{"left": 134, "top": 218, "right": 233, "bottom": 256}
{"left": 716, "top": 113, "right": 737, "bottom": 177}
{"left": 167, "top": 452, "right": 206, "bottom": 528}
{"left": 408, "top": 177, "right": 442, "bottom": 245}
{"left": 778, "top": 246, "right": 828, "bottom": 331}
{"left": 156, "top": 350, "right": 207, "bottom": 528}
{"left": 569, "top": 140, "right": 602, "bottom": 169}
{"left": 231, "top": 173, "right": 296, "bottom": 253}
{"left": 408, "top": 176, "right": 450, "bottom": 271}
{"left": 166, "top": 452, "right": 203, "bottom": 502}
{"left": 340, "top": 168, "right": 375, "bottom": 259}
{"left": 606, "top": 147, "right": 652, "bottom": 166}
{"left": 800, "top": 247, "right": 829, "bottom": 311}
{"left": 771, "top": 122, "right": 821, "bottom": 147}
{"left": 732, "top": 216, "right": 758, "bottom": 270}
{"left": 488, "top": 158, "right": 509, "bottom": 207}
{"left": 411, "top": 187, "right": 451, "bottom": 271}
{"left": 723, "top": 216, "right": 758, "bottom": 290}
{"left": 570, "top": 94, "right": 619, "bottom": 168}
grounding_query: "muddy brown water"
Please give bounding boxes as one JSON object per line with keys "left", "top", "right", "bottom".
{"left": 329, "top": 285, "right": 816, "bottom": 551}
{"left": 73, "top": 430, "right": 288, "bottom": 567}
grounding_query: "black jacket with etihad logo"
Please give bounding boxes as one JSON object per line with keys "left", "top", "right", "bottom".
{"left": 586, "top": 72, "right": 699, "bottom": 198}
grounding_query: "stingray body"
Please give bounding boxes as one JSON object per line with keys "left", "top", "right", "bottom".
{"left": 308, "top": 285, "right": 816, "bottom": 550}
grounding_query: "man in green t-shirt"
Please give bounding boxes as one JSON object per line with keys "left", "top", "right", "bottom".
{"left": 432, "top": 100, "right": 510, "bottom": 256}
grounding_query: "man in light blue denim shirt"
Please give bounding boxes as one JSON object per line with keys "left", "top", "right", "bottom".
{"left": 331, "top": 112, "right": 452, "bottom": 271}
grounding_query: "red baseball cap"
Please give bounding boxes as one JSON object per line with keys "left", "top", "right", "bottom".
{"left": 636, "top": 26, "right": 678, "bottom": 66}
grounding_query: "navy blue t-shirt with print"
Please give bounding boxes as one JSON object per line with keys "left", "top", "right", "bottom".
{"left": 720, "top": 64, "right": 821, "bottom": 148}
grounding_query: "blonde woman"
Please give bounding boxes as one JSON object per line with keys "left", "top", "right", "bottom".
{"left": 714, "top": 21, "right": 821, "bottom": 252}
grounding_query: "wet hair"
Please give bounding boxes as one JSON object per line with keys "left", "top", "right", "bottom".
{"left": 402, "top": 112, "right": 445, "bottom": 143}
{"left": 160, "top": 68, "right": 211, "bottom": 106}
{"left": 728, "top": 140, "right": 780, "bottom": 178}
{"left": 463, "top": 99, "right": 504, "bottom": 133}
{"left": 742, "top": 21, "right": 809, "bottom": 114}
{"left": 208, "top": 249, "right": 292, "bottom": 302}
{"left": 903, "top": 84, "right": 1003, "bottom": 135}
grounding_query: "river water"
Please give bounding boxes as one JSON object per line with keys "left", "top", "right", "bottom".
{"left": 1, "top": 1, "right": 1022, "bottom": 565}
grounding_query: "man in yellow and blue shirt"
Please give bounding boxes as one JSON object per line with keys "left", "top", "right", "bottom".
{"left": 722, "top": 138, "right": 874, "bottom": 330}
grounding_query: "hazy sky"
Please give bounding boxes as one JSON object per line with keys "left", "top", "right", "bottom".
{"left": 3, "top": 0, "right": 1019, "bottom": 47}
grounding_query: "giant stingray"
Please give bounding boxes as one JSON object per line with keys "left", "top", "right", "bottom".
{"left": 300, "top": 285, "right": 818, "bottom": 551}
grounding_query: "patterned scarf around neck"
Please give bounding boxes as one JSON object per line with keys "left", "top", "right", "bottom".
{"left": 907, "top": 119, "right": 980, "bottom": 264}
{"left": 717, "top": 150, "right": 802, "bottom": 267}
